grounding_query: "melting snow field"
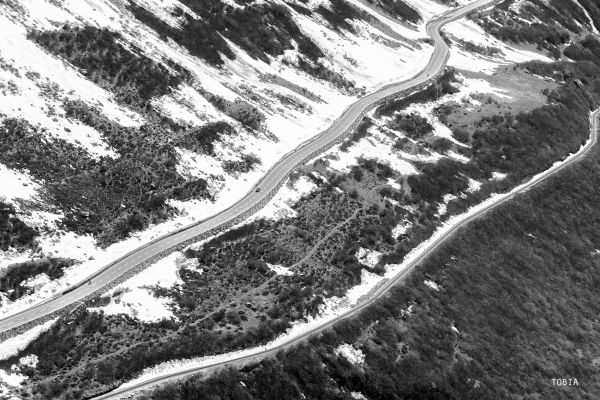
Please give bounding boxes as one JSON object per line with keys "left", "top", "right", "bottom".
{"left": 0, "top": 0, "right": 461, "bottom": 321}
{"left": 88, "top": 252, "right": 184, "bottom": 322}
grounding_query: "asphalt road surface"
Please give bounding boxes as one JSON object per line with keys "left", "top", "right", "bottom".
{"left": 0, "top": 0, "right": 498, "bottom": 337}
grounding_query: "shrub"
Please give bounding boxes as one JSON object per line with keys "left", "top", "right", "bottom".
{"left": 452, "top": 128, "right": 470, "bottom": 144}
{"left": 222, "top": 154, "right": 262, "bottom": 175}
{"left": 389, "top": 113, "right": 433, "bottom": 139}
{"left": 226, "top": 99, "right": 265, "bottom": 130}
{"left": 0, "top": 201, "right": 38, "bottom": 251}
{"left": 178, "top": 121, "right": 234, "bottom": 155}
{"left": 207, "top": 95, "right": 265, "bottom": 130}
{"left": 430, "top": 137, "right": 453, "bottom": 153}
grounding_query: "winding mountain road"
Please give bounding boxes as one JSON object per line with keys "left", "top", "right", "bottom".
{"left": 0, "top": 0, "right": 498, "bottom": 338}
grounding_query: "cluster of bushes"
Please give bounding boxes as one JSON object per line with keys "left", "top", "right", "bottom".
{"left": 382, "top": 54, "right": 599, "bottom": 205}
{"left": 1, "top": 308, "right": 293, "bottom": 399}
{"left": 129, "top": 0, "right": 362, "bottom": 92}
{"left": 0, "top": 258, "right": 75, "bottom": 302}
{"left": 393, "top": 136, "right": 427, "bottom": 154}
{"left": 0, "top": 201, "right": 37, "bottom": 251}
{"left": 453, "top": 38, "right": 503, "bottom": 57}
{"left": 128, "top": 0, "right": 324, "bottom": 67}
{"left": 3, "top": 190, "right": 372, "bottom": 398}
{"left": 29, "top": 26, "right": 186, "bottom": 110}
{"left": 483, "top": 21, "right": 569, "bottom": 51}
{"left": 296, "top": 58, "right": 357, "bottom": 93}
{"left": 222, "top": 154, "right": 262, "bottom": 175}
{"left": 177, "top": 121, "right": 234, "bottom": 155}
{"left": 316, "top": 0, "right": 363, "bottom": 32}
{"left": 207, "top": 95, "right": 265, "bottom": 130}
{"left": 407, "top": 158, "right": 470, "bottom": 202}
{"left": 476, "top": 0, "right": 600, "bottom": 57}
{"left": 175, "top": 189, "right": 364, "bottom": 323}
{"left": 564, "top": 35, "right": 600, "bottom": 66}
{"left": 388, "top": 112, "right": 433, "bottom": 139}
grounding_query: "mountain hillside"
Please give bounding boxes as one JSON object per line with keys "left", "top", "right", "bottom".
{"left": 0, "top": 0, "right": 441, "bottom": 313}
{"left": 4, "top": 0, "right": 600, "bottom": 398}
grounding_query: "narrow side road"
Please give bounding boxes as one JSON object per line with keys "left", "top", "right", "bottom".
{"left": 94, "top": 107, "right": 600, "bottom": 400}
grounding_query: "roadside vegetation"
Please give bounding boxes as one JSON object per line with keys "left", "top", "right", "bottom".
{"left": 6, "top": 43, "right": 600, "bottom": 396}
{"left": 146, "top": 137, "right": 600, "bottom": 400}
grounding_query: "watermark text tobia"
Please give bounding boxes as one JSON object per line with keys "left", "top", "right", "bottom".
{"left": 552, "top": 378, "right": 579, "bottom": 386}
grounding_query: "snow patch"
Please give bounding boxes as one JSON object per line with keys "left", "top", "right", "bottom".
{"left": 175, "top": 147, "right": 224, "bottom": 181}
{"left": 267, "top": 263, "right": 294, "bottom": 276}
{"left": 355, "top": 247, "right": 382, "bottom": 269}
{"left": 437, "top": 193, "right": 457, "bottom": 217}
{"left": 92, "top": 289, "right": 176, "bottom": 323}
{"left": 88, "top": 252, "right": 183, "bottom": 322}
{"left": 17, "top": 354, "right": 38, "bottom": 369}
{"left": 0, "top": 368, "right": 26, "bottom": 388}
{"left": 335, "top": 343, "right": 366, "bottom": 366}
{"left": 0, "top": 318, "right": 57, "bottom": 360}
{"left": 392, "top": 219, "right": 412, "bottom": 238}
{"left": 466, "top": 178, "right": 481, "bottom": 193}
{"left": 424, "top": 279, "right": 440, "bottom": 291}
{"left": 451, "top": 323, "right": 459, "bottom": 334}
{"left": 386, "top": 177, "right": 401, "bottom": 190}
{"left": 20, "top": 273, "right": 51, "bottom": 291}
{"left": 491, "top": 171, "right": 507, "bottom": 181}
{"left": 447, "top": 150, "right": 470, "bottom": 163}
{"left": 0, "top": 165, "right": 39, "bottom": 204}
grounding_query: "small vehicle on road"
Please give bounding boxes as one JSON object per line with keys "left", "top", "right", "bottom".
{"left": 255, "top": 188, "right": 261, "bottom": 193}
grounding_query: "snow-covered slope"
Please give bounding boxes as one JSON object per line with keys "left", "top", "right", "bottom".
{"left": 0, "top": 0, "right": 444, "bottom": 318}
